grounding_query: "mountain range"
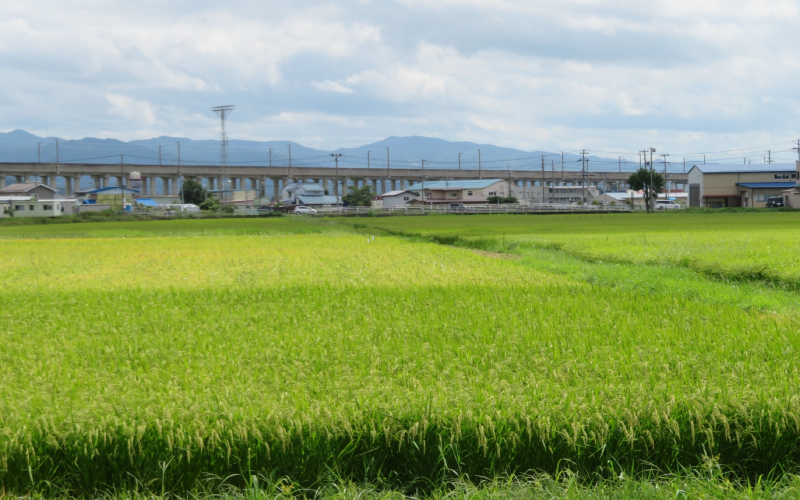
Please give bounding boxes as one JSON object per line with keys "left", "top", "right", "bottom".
{"left": 0, "top": 130, "right": 644, "bottom": 174}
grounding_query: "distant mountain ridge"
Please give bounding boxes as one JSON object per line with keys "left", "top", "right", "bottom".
{"left": 0, "top": 130, "right": 640, "bottom": 173}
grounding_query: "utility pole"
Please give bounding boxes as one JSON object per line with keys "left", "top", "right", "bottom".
{"left": 478, "top": 149, "right": 482, "bottom": 179}
{"left": 367, "top": 150, "right": 370, "bottom": 170}
{"left": 661, "top": 153, "right": 670, "bottom": 204}
{"left": 561, "top": 151, "right": 564, "bottom": 181}
{"left": 37, "top": 143, "right": 41, "bottom": 163}
{"left": 619, "top": 156, "right": 621, "bottom": 173}
{"left": 268, "top": 148, "right": 273, "bottom": 167}
{"left": 703, "top": 154, "right": 705, "bottom": 165}
{"left": 288, "top": 144, "right": 292, "bottom": 168}
{"left": 580, "top": 149, "right": 587, "bottom": 204}
{"left": 385, "top": 147, "right": 390, "bottom": 179}
{"left": 539, "top": 155, "right": 544, "bottom": 204}
{"left": 55, "top": 138, "right": 59, "bottom": 165}
{"left": 158, "top": 145, "right": 162, "bottom": 165}
{"left": 768, "top": 150, "right": 772, "bottom": 163}
{"left": 683, "top": 158, "right": 686, "bottom": 173}
{"left": 795, "top": 139, "right": 800, "bottom": 161}
{"left": 551, "top": 159, "right": 555, "bottom": 202}
{"left": 458, "top": 152, "right": 462, "bottom": 171}
{"left": 649, "top": 147, "right": 656, "bottom": 212}
{"left": 176, "top": 141, "right": 181, "bottom": 166}
{"left": 330, "top": 153, "right": 342, "bottom": 198}
{"left": 420, "top": 165, "right": 427, "bottom": 206}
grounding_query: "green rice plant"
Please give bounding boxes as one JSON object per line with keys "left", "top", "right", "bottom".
{"left": 2, "top": 232, "right": 800, "bottom": 495}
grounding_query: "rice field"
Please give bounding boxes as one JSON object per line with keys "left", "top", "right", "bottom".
{"left": 1, "top": 214, "right": 800, "bottom": 497}
{"left": 353, "top": 211, "right": 800, "bottom": 288}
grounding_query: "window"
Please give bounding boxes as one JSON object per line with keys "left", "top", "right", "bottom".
{"left": 754, "top": 194, "right": 769, "bottom": 202}
{"left": 793, "top": 173, "right": 798, "bottom": 179}
{"left": 425, "top": 193, "right": 431, "bottom": 198}
{"left": 449, "top": 192, "right": 457, "bottom": 197}
{"left": 29, "top": 205, "right": 35, "bottom": 211}
{"left": 403, "top": 196, "right": 409, "bottom": 201}
{"left": 43, "top": 205, "right": 52, "bottom": 210}
{"left": 488, "top": 191, "right": 496, "bottom": 195}
{"left": 467, "top": 190, "right": 473, "bottom": 196}
{"left": 14, "top": 205, "right": 24, "bottom": 211}
{"left": 774, "top": 173, "right": 790, "bottom": 179}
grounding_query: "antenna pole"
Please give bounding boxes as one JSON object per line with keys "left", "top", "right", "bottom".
{"left": 212, "top": 105, "right": 235, "bottom": 203}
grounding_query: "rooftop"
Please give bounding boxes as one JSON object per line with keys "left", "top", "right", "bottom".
{"left": 78, "top": 186, "right": 140, "bottom": 195}
{"left": 406, "top": 179, "right": 503, "bottom": 190}
{"left": 379, "top": 190, "right": 417, "bottom": 197}
{"left": 285, "top": 183, "right": 324, "bottom": 191}
{"left": 0, "top": 182, "right": 57, "bottom": 194}
{"left": 690, "top": 163, "right": 797, "bottom": 174}
{"left": 735, "top": 182, "right": 797, "bottom": 189}
{"left": 296, "top": 194, "right": 340, "bottom": 205}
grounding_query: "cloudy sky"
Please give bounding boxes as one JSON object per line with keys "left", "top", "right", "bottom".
{"left": 2, "top": 0, "right": 800, "bottom": 160}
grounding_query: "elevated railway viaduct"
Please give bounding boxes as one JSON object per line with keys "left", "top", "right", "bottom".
{"left": 0, "top": 162, "right": 689, "bottom": 199}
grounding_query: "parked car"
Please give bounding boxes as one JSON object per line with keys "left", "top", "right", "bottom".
{"left": 448, "top": 203, "right": 468, "bottom": 211}
{"left": 765, "top": 197, "right": 784, "bottom": 208}
{"left": 294, "top": 206, "right": 317, "bottom": 214}
{"left": 655, "top": 200, "right": 682, "bottom": 210}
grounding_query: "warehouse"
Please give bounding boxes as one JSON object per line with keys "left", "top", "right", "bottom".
{"left": 687, "top": 163, "right": 799, "bottom": 208}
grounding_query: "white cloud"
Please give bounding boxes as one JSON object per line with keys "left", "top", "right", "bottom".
{"left": 0, "top": 0, "right": 799, "bottom": 156}
{"left": 312, "top": 80, "right": 356, "bottom": 94}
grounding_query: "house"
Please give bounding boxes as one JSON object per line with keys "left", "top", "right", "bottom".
{"left": 372, "top": 190, "right": 420, "bottom": 208}
{"left": 281, "top": 183, "right": 325, "bottom": 203}
{"left": 406, "top": 179, "right": 507, "bottom": 204}
{"left": 0, "top": 196, "right": 66, "bottom": 217}
{"left": 783, "top": 184, "right": 800, "bottom": 208}
{"left": 687, "top": 163, "right": 799, "bottom": 208}
{"left": 0, "top": 182, "right": 60, "bottom": 200}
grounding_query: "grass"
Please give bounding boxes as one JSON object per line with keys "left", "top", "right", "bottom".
{"left": 2, "top": 214, "right": 800, "bottom": 497}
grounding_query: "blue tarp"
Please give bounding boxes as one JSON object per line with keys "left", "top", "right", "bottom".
{"left": 135, "top": 198, "right": 160, "bottom": 207}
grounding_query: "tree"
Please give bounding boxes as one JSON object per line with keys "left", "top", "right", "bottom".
{"left": 486, "top": 196, "right": 518, "bottom": 204}
{"left": 199, "top": 197, "right": 220, "bottom": 211}
{"left": 179, "top": 179, "right": 208, "bottom": 205}
{"left": 342, "top": 185, "right": 373, "bottom": 206}
{"left": 627, "top": 167, "right": 665, "bottom": 212}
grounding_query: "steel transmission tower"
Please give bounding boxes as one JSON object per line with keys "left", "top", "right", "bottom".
{"left": 212, "top": 105, "right": 235, "bottom": 203}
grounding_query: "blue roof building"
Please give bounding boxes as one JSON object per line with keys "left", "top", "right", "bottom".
{"left": 687, "top": 162, "right": 799, "bottom": 208}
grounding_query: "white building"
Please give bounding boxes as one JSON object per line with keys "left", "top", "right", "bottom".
{"left": 406, "top": 179, "right": 508, "bottom": 204}
{"left": 372, "top": 190, "right": 420, "bottom": 208}
{"left": 0, "top": 196, "right": 67, "bottom": 217}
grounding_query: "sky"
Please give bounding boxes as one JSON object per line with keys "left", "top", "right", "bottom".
{"left": 2, "top": 0, "right": 800, "bottom": 162}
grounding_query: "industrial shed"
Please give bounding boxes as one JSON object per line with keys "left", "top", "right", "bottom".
{"left": 687, "top": 163, "right": 799, "bottom": 208}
